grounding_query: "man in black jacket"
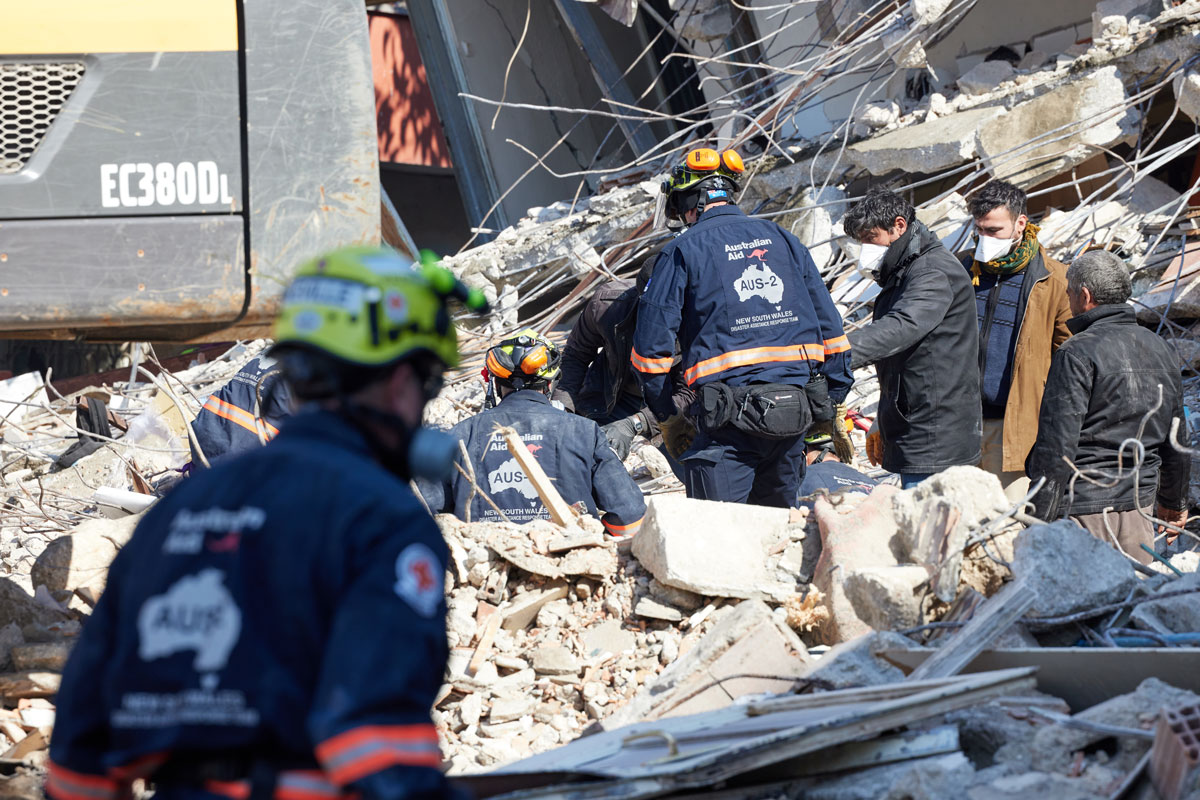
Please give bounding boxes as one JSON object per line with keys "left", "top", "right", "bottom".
{"left": 552, "top": 255, "right": 695, "bottom": 461}
{"left": 843, "top": 190, "right": 982, "bottom": 488}
{"left": 1027, "top": 250, "right": 1189, "bottom": 563}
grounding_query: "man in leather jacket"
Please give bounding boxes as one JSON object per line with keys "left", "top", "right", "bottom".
{"left": 1027, "top": 250, "right": 1189, "bottom": 562}
{"left": 844, "top": 190, "right": 982, "bottom": 488}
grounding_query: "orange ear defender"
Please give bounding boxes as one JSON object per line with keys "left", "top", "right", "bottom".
{"left": 685, "top": 148, "right": 721, "bottom": 171}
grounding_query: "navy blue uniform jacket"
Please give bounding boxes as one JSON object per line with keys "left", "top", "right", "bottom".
{"left": 191, "top": 357, "right": 293, "bottom": 464}
{"left": 48, "top": 411, "right": 454, "bottom": 800}
{"left": 631, "top": 206, "right": 853, "bottom": 421}
{"left": 419, "top": 391, "right": 646, "bottom": 536}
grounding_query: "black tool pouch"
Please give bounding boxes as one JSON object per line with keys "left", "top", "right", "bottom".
{"left": 804, "top": 374, "right": 835, "bottom": 424}
{"left": 699, "top": 382, "right": 812, "bottom": 439}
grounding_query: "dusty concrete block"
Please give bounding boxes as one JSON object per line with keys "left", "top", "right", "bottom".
{"left": 530, "top": 645, "right": 579, "bottom": 676}
{"left": 0, "top": 585, "right": 68, "bottom": 637}
{"left": 978, "top": 66, "right": 1139, "bottom": 187}
{"left": 803, "top": 752, "right": 975, "bottom": 800}
{"left": 634, "top": 597, "right": 682, "bottom": 622}
{"left": 813, "top": 484, "right": 903, "bottom": 643}
{"left": 488, "top": 694, "right": 535, "bottom": 724}
{"left": 843, "top": 566, "right": 929, "bottom": 631}
{"left": 9, "top": 641, "right": 70, "bottom": 672}
{"left": 632, "top": 495, "right": 790, "bottom": 599}
{"left": 847, "top": 106, "right": 1004, "bottom": 176}
{"left": 31, "top": 514, "right": 141, "bottom": 600}
{"left": 1173, "top": 70, "right": 1200, "bottom": 125}
{"left": 648, "top": 579, "right": 703, "bottom": 611}
{"left": 892, "top": 466, "right": 1008, "bottom": 602}
{"left": 583, "top": 620, "right": 636, "bottom": 659}
{"left": 1011, "top": 520, "right": 1137, "bottom": 618}
{"left": 967, "top": 771, "right": 1105, "bottom": 800}
{"left": 1030, "top": 678, "right": 1200, "bottom": 776}
{"left": 1129, "top": 571, "right": 1200, "bottom": 634}
{"left": 958, "top": 60, "right": 1014, "bottom": 95}
{"left": 602, "top": 600, "right": 808, "bottom": 729}
{"left": 802, "top": 631, "right": 920, "bottom": 689}
{"left": 500, "top": 583, "right": 568, "bottom": 631}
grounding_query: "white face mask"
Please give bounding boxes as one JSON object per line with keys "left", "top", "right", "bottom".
{"left": 974, "top": 233, "right": 1016, "bottom": 263}
{"left": 856, "top": 242, "right": 889, "bottom": 281}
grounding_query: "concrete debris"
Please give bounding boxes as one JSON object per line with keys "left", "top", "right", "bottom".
{"left": 978, "top": 66, "right": 1140, "bottom": 187}
{"left": 1011, "top": 520, "right": 1138, "bottom": 618}
{"left": 1129, "top": 571, "right": 1200, "bottom": 635}
{"left": 843, "top": 566, "right": 930, "bottom": 632}
{"left": 958, "top": 60, "right": 1015, "bottom": 96}
{"left": 632, "top": 495, "right": 794, "bottom": 600}
{"left": 847, "top": 106, "right": 1005, "bottom": 177}
{"left": 802, "top": 631, "right": 921, "bottom": 690}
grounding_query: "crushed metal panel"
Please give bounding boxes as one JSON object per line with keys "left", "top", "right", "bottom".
{"left": 0, "top": 216, "right": 243, "bottom": 329}
{"left": 882, "top": 648, "right": 1200, "bottom": 712}
{"left": 459, "top": 668, "right": 1036, "bottom": 799}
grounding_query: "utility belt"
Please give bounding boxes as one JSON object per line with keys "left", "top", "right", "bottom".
{"left": 153, "top": 758, "right": 348, "bottom": 800}
{"left": 697, "top": 375, "right": 833, "bottom": 439}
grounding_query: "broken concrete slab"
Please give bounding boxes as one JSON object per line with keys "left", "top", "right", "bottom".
{"left": 632, "top": 495, "right": 791, "bottom": 600}
{"left": 1030, "top": 677, "right": 1200, "bottom": 777}
{"left": 978, "top": 65, "right": 1140, "bottom": 187}
{"left": 847, "top": 106, "right": 1005, "bottom": 177}
{"left": 966, "top": 770, "right": 1105, "bottom": 800}
{"left": 546, "top": 528, "right": 604, "bottom": 553}
{"left": 634, "top": 596, "right": 683, "bottom": 622}
{"left": 530, "top": 645, "right": 579, "bottom": 676}
{"left": 1011, "top": 520, "right": 1138, "bottom": 618}
{"left": 31, "top": 514, "right": 141, "bottom": 600}
{"left": 601, "top": 599, "right": 808, "bottom": 729}
{"left": 1174, "top": 70, "right": 1200, "bottom": 124}
{"left": 1130, "top": 571, "right": 1200, "bottom": 635}
{"left": 892, "top": 466, "right": 1009, "bottom": 602}
{"left": 958, "top": 60, "right": 1015, "bottom": 95}
{"left": 843, "top": 566, "right": 929, "bottom": 632}
{"left": 812, "top": 484, "right": 903, "bottom": 643}
{"left": 9, "top": 642, "right": 70, "bottom": 672}
{"left": 1135, "top": 240, "right": 1200, "bottom": 321}
{"left": 582, "top": 620, "right": 636, "bottom": 659}
{"left": 801, "top": 631, "right": 920, "bottom": 689}
{"left": 487, "top": 529, "right": 617, "bottom": 579}
{"left": 489, "top": 694, "right": 536, "bottom": 724}
{"left": 500, "top": 583, "right": 568, "bottom": 631}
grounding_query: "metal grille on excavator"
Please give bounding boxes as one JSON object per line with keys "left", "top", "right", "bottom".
{"left": 0, "top": 62, "right": 85, "bottom": 174}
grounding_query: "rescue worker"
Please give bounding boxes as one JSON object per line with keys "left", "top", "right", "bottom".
{"left": 48, "top": 246, "right": 486, "bottom": 800}
{"left": 552, "top": 254, "right": 694, "bottom": 461}
{"left": 421, "top": 329, "right": 646, "bottom": 536}
{"left": 798, "top": 430, "right": 877, "bottom": 500}
{"left": 190, "top": 355, "right": 294, "bottom": 464}
{"left": 632, "top": 147, "right": 854, "bottom": 506}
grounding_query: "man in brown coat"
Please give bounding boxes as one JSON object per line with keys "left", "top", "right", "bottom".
{"left": 962, "top": 180, "right": 1071, "bottom": 498}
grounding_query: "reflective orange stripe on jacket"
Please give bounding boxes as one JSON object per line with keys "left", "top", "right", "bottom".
{"left": 823, "top": 335, "right": 850, "bottom": 355}
{"left": 630, "top": 348, "right": 673, "bottom": 374}
{"left": 683, "top": 343, "right": 825, "bottom": 385}
{"left": 201, "top": 396, "right": 280, "bottom": 439}
{"left": 316, "top": 725, "right": 442, "bottom": 786}
{"left": 45, "top": 762, "right": 122, "bottom": 800}
{"left": 602, "top": 516, "right": 643, "bottom": 537}
{"left": 206, "top": 770, "right": 351, "bottom": 800}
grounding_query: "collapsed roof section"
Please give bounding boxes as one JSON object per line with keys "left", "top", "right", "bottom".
{"left": 441, "top": 0, "right": 1200, "bottom": 370}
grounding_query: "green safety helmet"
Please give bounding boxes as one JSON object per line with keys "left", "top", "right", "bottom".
{"left": 484, "top": 329, "right": 561, "bottom": 390}
{"left": 273, "top": 246, "right": 488, "bottom": 373}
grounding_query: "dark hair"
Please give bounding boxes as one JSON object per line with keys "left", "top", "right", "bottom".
{"left": 843, "top": 190, "right": 915, "bottom": 240}
{"left": 969, "top": 180, "right": 1027, "bottom": 221}
{"left": 1067, "top": 250, "right": 1132, "bottom": 305}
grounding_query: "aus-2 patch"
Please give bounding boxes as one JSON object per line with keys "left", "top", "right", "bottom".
{"left": 394, "top": 543, "right": 443, "bottom": 618}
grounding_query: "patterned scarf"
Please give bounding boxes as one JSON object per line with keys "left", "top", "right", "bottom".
{"left": 971, "top": 222, "right": 1040, "bottom": 286}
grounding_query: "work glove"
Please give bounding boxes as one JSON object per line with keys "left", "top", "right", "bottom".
{"left": 830, "top": 404, "right": 855, "bottom": 465}
{"left": 659, "top": 413, "right": 697, "bottom": 460}
{"left": 865, "top": 419, "right": 883, "bottom": 467}
{"left": 601, "top": 416, "right": 640, "bottom": 461}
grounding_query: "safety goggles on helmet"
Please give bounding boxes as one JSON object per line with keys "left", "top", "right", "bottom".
{"left": 272, "top": 246, "right": 489, "bottom": 372}
{"left": 484, "top": 329, "right": 562, "bottom": 390}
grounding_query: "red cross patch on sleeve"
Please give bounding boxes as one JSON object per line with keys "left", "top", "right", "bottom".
{"left": 394, "top": 544, "right": 442, "bottom": 618}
